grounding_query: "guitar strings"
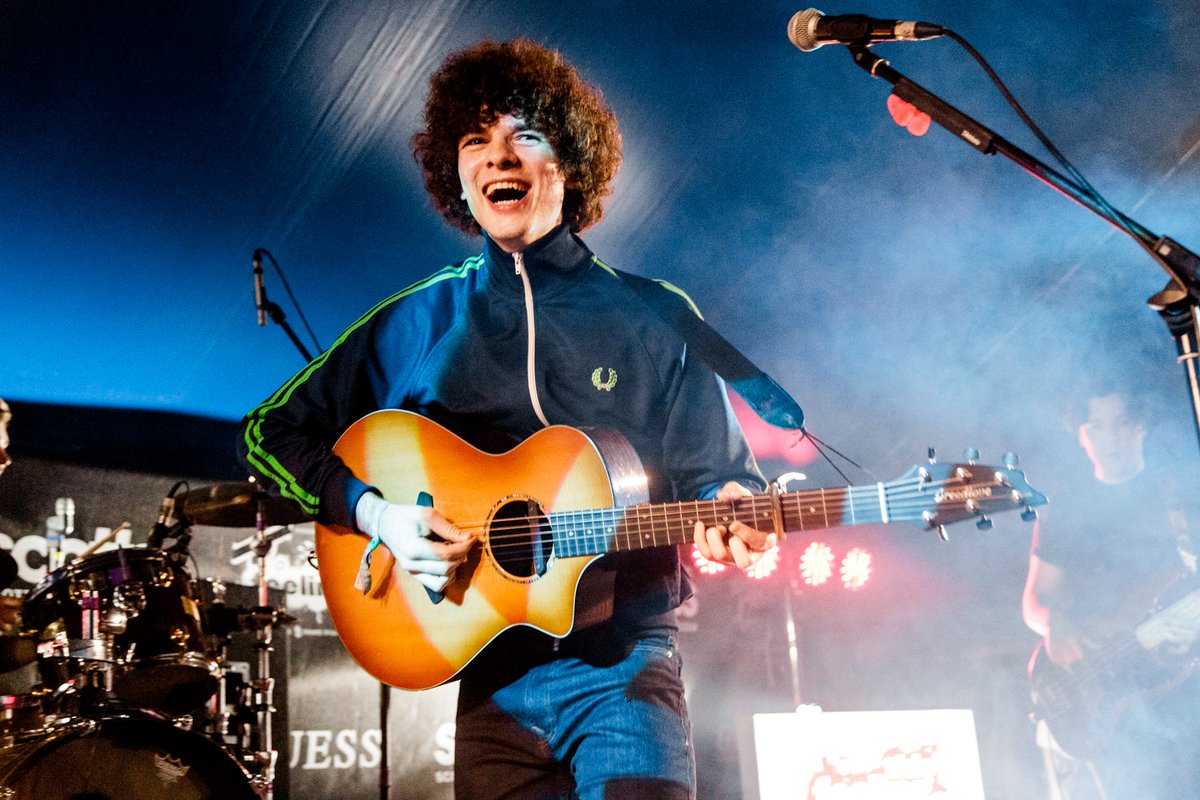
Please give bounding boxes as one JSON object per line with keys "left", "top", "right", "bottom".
{"left": 436, "top": 476, "right": 1017, "bottom": 555}
{"left": 431, "top": 474, "right": 991, "bottom": 532}
{"left": 1036, "top": 589, "right": 1200, "bottom": 714}
{"left": 474, "top": 478, "right": 1007, "bottom": 546}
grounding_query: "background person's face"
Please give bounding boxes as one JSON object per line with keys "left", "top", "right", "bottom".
{"left": 1078, "top": 393, "right": 1145, "bottom": 484}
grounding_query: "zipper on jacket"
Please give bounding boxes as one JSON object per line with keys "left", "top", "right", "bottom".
{"left": 515, "top": 251, "right": 550, "bottom": 427}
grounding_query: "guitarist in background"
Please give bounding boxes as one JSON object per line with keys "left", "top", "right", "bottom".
{"left": 241, "top": 38, "right": 774, "bottom": 800}
{"left": 1022, "top": 385, "right": 1200, "bottom": 800}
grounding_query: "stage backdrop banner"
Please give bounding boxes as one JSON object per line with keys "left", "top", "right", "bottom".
{"left": 753, "top": 708, "right": 986, "bottom": 800}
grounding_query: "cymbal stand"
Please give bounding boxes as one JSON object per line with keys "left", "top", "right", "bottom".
{"left": 204, "top": 578, "right": 236, "bottom": 745}
{"left": 246, "top": 498, "right": 280, "bottom": 800}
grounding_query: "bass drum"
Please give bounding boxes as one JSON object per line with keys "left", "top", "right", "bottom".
{"left": 0, "top": 716, "right": 257, "bottom": 799}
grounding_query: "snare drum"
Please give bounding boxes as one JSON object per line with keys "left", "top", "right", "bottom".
{"left": 22, "top": 548, "right": 218, "bottom": 715}
{"left": 0, "top": 715, "right": 257, "bottom": 799}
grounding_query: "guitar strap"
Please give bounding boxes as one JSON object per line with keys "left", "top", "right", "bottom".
{"left": 614, "top": 269, "right": 805, "bottom": 430}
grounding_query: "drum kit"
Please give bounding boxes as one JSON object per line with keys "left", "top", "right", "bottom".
{"left": 0, "top": 482, "right": 310, "bottom": 800}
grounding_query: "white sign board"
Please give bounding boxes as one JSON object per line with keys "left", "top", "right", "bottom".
{"left": 753, "top": 708, "right": 986, "bottom": 800}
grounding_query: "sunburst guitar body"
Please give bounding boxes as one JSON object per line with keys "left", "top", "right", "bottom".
{"left": 316, "top": 410, "right": 1045, "bottom": 690}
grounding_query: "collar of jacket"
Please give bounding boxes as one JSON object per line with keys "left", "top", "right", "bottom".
{"left": 482, "top": 224, "right": 596, "bottom": 291}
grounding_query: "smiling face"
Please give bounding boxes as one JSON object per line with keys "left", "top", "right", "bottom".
{"left": 457, "top": 114, "right": 566, "bottom": 253}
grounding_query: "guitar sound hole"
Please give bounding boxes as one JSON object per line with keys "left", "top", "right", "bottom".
{"left": 489, "top": 498, "right": 553, "bottom": 580}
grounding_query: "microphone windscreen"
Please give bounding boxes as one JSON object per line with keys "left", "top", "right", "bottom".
{"left": 788, "top": 8, "right": 824, "bottom": 51}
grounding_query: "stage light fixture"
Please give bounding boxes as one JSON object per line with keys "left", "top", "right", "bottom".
{"left": 690, "top": 544, "right": 727, "bottom": 575}
{"left": 840, "top": 547, "right": 872, "bottom": 590}
{"left": 798, "top": 541, "right": 834, "bottom": 586}
{"left": 744, "top": 544, "right": 781, "bottom": 580}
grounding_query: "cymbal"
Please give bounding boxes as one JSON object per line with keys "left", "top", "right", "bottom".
{"left": 179, "top": 482, "right": 311, "bottom": 528}
{"left": 0, "top": 549, "right": 15, "bottom": 591}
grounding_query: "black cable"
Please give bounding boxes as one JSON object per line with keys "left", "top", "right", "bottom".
{"left": 942, "top": 28, "right": 1163, "bottom": 264}
{"left": 259, "top": 248, "right": 325, "bottom": 354}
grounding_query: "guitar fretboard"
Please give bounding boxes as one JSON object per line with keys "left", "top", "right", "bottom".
{"left": 543, "top": 485, "right": 901, "bottom": 558}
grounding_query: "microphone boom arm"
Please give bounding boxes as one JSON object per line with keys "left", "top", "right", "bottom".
{"left": 262, "top": 298, "right": 315, "bottom": 363}
{"left": 847, "top": 46, "right": 1193, "bottom": 280}
{"left": 844, "top": 44, "right": 1200, "bottom": 452}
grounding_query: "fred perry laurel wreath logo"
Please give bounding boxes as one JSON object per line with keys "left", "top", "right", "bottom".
{"left": 591, "top": 367, "right": 617, "bottom": 392}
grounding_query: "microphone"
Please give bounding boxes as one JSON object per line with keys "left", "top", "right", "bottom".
{"left": 253, "top": 248, "right": 266, "bottom": 326}
{"left": 788, "top": 9, "right": 945, "bottom": 51}
{"left": 148, "top": 494, "right": 176, "bottom": 549}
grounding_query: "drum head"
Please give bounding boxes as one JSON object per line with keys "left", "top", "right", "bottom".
{"left": 0, "top": 716, "right": 257, "bottom": 799}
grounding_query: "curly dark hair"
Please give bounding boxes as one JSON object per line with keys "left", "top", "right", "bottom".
{"left": 413, "top": 38, "right": 622, "bottom": 236}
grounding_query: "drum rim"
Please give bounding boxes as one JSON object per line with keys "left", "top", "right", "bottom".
{"left": 0, "top": 713, "right": 257, "bottom": 796}
{"left": 24, "top": 546, "right": 179, "bottom": 608}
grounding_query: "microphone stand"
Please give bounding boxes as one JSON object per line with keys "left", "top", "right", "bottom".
{"left": 380, "top": 682, "right": 390, "bottom": 800}
{"left": 845, "top": 45, "right": 1200, "bottom": 455}
{"left": 261, "top": 296, "right": 315, "bottom": 363}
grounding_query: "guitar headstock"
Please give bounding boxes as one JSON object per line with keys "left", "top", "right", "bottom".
{"left": 886, "top": 452, "right": 1047, "bottom": 535}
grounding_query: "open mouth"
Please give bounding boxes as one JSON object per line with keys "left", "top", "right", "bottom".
{"left": 484, "top": 181, "right": 530, "bottom": 205}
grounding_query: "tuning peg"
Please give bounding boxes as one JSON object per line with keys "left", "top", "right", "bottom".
{"left": 1021, "top": 507, "right": 1039, "bottom": 522}
{"left": 935, "top": 525, "right": 949, "bottom": 542}
{"left": 976, "top": 516, "right": 993, "bottom": 531}
{"left": 963, "top": 447, "right": 980, "bottom": 464}
{"left": 927, "top": 447, "right": 936, "bottom": 463}
{"left": 1003, "top": 452, "right": 1019, "bottom": 469}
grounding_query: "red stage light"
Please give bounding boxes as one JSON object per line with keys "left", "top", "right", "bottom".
{"left": 840, "top": 547, "right": 872, "bottom": 591}
{"left": 799, "top": 541, "right": 834, "bottom": 586}
{"left": 744, "top": 544, "right": 781, "bottom": 580}
{"left": 691, "top": 544, "right": 727, "bottom": 576}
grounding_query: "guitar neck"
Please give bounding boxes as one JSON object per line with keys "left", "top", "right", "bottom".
{"left": 550, "top": 486, "right": 887, "bottom": 557}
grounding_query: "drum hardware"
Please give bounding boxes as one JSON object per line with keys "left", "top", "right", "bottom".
{"left": 246, "top": 504, "right": 284, "bottom": 800}
{"left": 177, "top": 481, "right": 311, "bottom": 529}
{"left": 23, "top": 548, "right": 219, "bottom": 717}
{"left": 1, "top": 485, "right": 303, "bottom": 798}
{"left": 175, "top": 482, "right": 304, "bottom": 799}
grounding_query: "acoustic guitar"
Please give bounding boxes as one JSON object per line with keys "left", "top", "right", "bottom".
{"left": 315, "top": 410, "right": 1045, "bottom": 690}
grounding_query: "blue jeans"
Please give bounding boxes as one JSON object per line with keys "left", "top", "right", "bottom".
{"left": 454, "top": 635, "right": 695, "bottom": 800}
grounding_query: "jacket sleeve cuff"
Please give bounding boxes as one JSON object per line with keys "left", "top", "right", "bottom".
{"left": 320, "top": 468, "right": 378, "bottom": 532}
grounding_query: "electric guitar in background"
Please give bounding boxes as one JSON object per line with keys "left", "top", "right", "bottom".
{"left": 315, "top": 409, "right": 1046, "bottom": 690}
{"left": 1029, "top": 573, "right": 1200, "bottom": 758}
